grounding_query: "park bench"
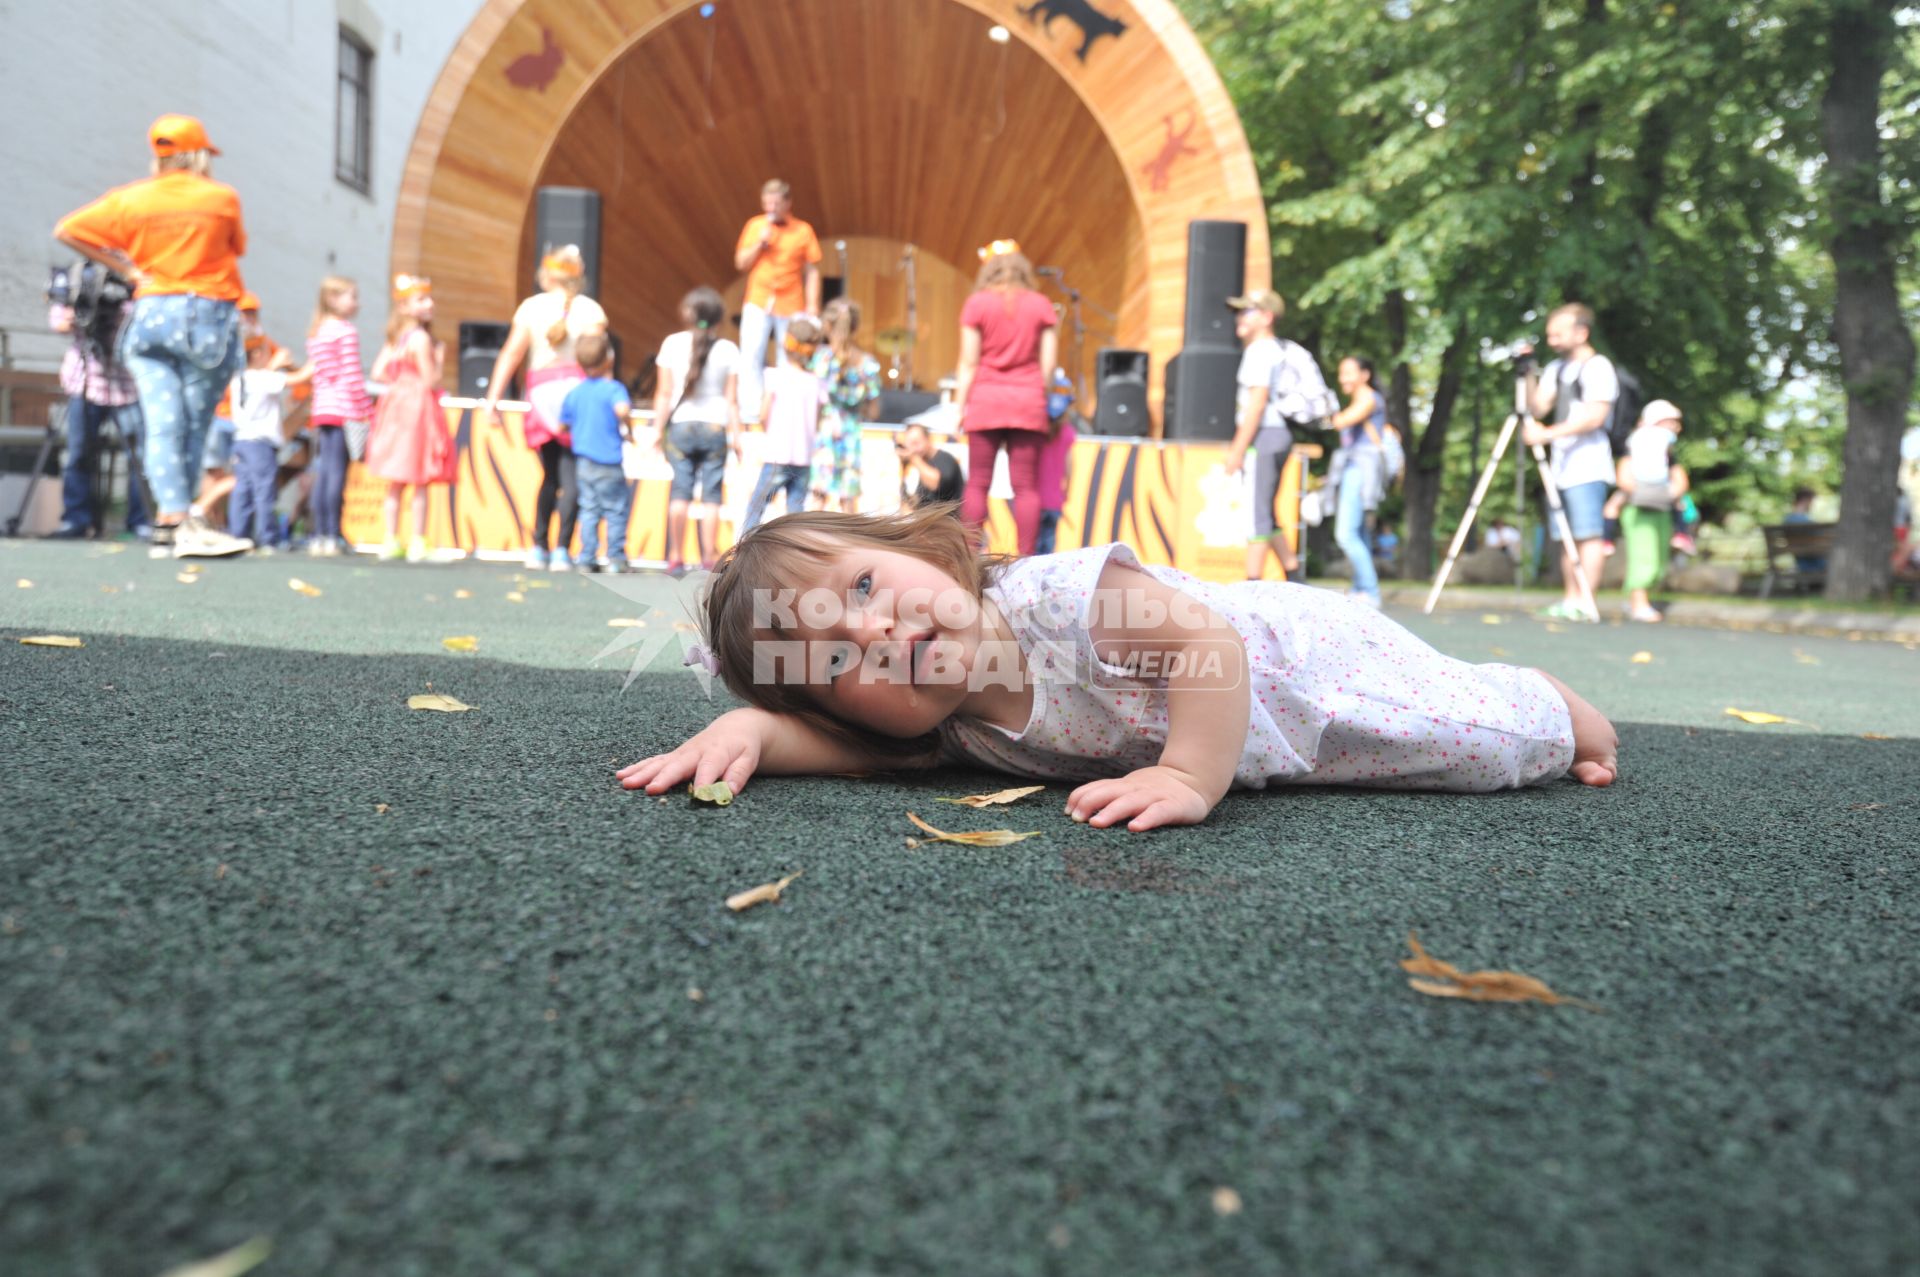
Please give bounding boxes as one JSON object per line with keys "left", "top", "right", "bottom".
{"left": 1758, "top": 522, "right": 1836, "bottom": 598}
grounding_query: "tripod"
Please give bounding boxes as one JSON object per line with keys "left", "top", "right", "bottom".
{"left": 5, "top": 397, "right": 152, "bottom": 539}
{"left": 1424, "top": 362, "right": 1599, "bottom": 619}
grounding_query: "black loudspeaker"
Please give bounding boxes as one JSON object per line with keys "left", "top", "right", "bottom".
{"left": 877, "top": 389, "right": 940, "bottom": 422}
{"left": 1093, "top": 347, "right": 1150, "bottom": 437}
{"left": 1183, "top": 220, "right": 1247, "bottom": 348}
{"left": 534, "top": 186, "right": 603, "bottom": 297}
{"left": 1164, "top": 347, "right": 1241, "bottom": 441}
{"left": 457, "top": 321, "right": 514, "bottom": 399}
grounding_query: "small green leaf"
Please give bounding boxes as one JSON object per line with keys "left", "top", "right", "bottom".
{"left": 688, "top": 781, "right": 734, "bottom": 806}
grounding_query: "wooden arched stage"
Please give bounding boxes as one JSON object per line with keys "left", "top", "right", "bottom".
{"left": 392, "top": 0, "right": 1268, "bottom": 427}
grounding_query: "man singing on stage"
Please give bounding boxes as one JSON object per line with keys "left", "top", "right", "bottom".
{"left": 734, "top": 179, "right": 822, "bottom": 425}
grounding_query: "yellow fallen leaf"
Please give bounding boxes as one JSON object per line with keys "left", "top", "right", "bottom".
{"left": 1724, "top": 707, "right": 1817, "bottom": 728}
{"left": 936, "top": 785, "right": 1047, "bottom": 808}
{"left": 157, "top": 1235, "right": 272, "bottom": 1277}
{"left": 1488, "top": 646, "right": 1511, "bottom": 658}
{"left": 688, "top": 781, "right": 734, "bottom": 806}
{"left": 99, "top": 585, "right": 120, "bottom": 594}
{"left": 14, "top": 579, "right": 31, "bottom": 588}
{"left": 1212, "top": 1186, "right": 1244, "bottom": 1217}
{"left": 905, "top": 811, "right": 1041, "bottom": 848}
{"left": 453, "top": 589, "right": 474, "bottom": 600}
{"left": 1544, "top": 623, "right": 1568, "bottom": 634}
{"left": 441, "top": 635, "right": 479, "bottom": 653}
{"left": 1630, "top": 651, "right": 1653, "bottom": 664}
{"left": 1792, "top": 649, "right": 1819, "bottom": 666}
{"left": 607, "top": 617, "right": 647, "bottom": 628}
{"left": 1860, "top": 732, "right": 1893, "bottom": 741}
{"left": 89, "top": 543, "right": 127, "bottom": 556}
{"left": 1400, "top": 932, "right": 1598, "bottom": 1010}
{"left": 1480, "top": 614, "right": 1503, "bottom": 625}
{"left": 726, "top": 871, "right": 800, "bottom": 912}
{"left": 407, "top": 693, "right": 472, "bottom": 712}
{"left": 375, "top": 803, "right": 391, "bottom": 815}
{"left": 175, "top": 571, "right": 199, "bottom": 585}
{"left": 505, "top": 591, "right": 526, "bottom": 604}
{"left": 288, "top": 578, "right": 322, "bottom": 597}
{"left": 178, "top": 563, "right": 203, "bottom": 574}
{"left": 19, "top": 635, "right": 84, "bottom": 648}
{"left": 525, "top": 579, "right": 553, "bottom": 590}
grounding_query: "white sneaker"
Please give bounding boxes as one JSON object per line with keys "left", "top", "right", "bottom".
{"left": 173, "top": 513, "right": 252, "bottom": 558}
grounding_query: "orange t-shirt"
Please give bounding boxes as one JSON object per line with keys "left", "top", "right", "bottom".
{"left": 56, "top": 171, "right": 247, "bottom": 301}
{"left": 738, "top": 215, "right": 822, "bottom": 315}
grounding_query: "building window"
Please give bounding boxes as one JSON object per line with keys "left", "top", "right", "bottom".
{"left": 336, "top": 26, "right": 373, "bottom": 194}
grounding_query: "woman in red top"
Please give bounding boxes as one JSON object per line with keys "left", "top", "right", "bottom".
{"left": 955, "top": 242, "right": 1057, "bottom": 555}
{"left": 54, "top": 114, "right": 250, "bottom": 557}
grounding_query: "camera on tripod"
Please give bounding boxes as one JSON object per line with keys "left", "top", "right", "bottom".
{"left": 1483, "top": 338, "right": 1537, "bottom": 374}
{"left": 47, "top": 261, "right": 134, "bottom": 363}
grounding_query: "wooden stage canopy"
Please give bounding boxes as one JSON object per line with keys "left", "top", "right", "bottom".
{"left": 392, "top": 0, "right": 1269, "bottom": 429}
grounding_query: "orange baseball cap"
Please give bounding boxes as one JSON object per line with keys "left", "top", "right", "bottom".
{"left": 149, "top": 114, "right": 221, "bottom": 157}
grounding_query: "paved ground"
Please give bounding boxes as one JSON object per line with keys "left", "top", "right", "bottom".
{"left": 3, "top": 539, "right": 1915, "bottom": 1277}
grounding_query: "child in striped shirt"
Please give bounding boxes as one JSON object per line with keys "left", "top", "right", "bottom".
{"left": 302, "top": 276, "right": 372, "bottom": 555}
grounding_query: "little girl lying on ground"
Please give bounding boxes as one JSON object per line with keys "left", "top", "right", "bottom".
{"left": 618, "top": 506, "right": 1617, "bottom": 832}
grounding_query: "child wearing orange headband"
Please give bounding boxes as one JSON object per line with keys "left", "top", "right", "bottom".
{"left": 365, "top": 275, "right": 453, "bottom": 561}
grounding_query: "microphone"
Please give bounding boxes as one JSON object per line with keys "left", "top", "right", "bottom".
{"left": 1035, "top": 266, "right": 1062, "bottom": 278}
{"left": 835, "top": 240, "right": 847, "bottom": 252}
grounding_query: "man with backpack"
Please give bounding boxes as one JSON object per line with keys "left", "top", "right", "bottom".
{"left": 1521, "top": 302, "right": 1618, "bottom": 621}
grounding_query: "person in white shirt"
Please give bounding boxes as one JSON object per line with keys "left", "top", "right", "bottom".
{"left": 1222, "top": 289, "right": 1320, "bottom": 583}
{"left": 652, "top": 286, "right": 741, "bottom": 574}
{"left": 226, "top": 336, "right": 310, "bottom": 549}
{"left": 1486, "top": 516, "right": 1523, "bottom": 558}
{"left": 1520, "top": 302, "right": 1616, "bottom": 621}
{"left": 1604, "top": 399, "right": 1689, "bottom": 622}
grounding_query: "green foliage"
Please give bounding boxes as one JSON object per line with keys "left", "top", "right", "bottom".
{"left": 1179, "top": 0, "right": 1919, "bottom": 536}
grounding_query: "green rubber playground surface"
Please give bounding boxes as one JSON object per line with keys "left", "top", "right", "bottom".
{"left": 3, "top": 539, "right": 1915, "bottom": 1276}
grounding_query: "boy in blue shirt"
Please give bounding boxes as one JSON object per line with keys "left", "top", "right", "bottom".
{"left": 559, "top": 333, "right": 634, "bottom": 572}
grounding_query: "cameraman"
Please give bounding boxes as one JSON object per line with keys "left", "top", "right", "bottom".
{"left": 1519, "top": 302, "right": 1615, "bottom": 621}
{"left": 46, "top": 266, "right": 147, "bottom": 539}
{"left": 53, "top": 113, "right": 250, "bottom": 558}
{"left": 896, "top": 423, "right": 962, "bottom": 512}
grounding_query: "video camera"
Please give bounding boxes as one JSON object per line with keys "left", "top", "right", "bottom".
{"left": 1483, "top": 339, "right": 1537, "bottom": 375}
{"left": 47, "top": 261, "right": 134, "bottom": 364}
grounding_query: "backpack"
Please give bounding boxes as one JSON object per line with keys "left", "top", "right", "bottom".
{"left": 1586, "top": 359, "right": 1644, "bottom": 457}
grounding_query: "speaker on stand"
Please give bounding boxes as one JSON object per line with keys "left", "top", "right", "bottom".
{"left": 457, "top": 321, "right": 515, "bottom": 400}
{"left": 1164, "top": 219, "right": 1248, "bottom": 440}
{"left": 534, "top": 187, "right": 603, "bottom": 296}
{"left": 1093, "top": 347, "right": 1150, "bottom": 437}
{"left": 1163, "top": 348, "right": 1242, "bottom": 441}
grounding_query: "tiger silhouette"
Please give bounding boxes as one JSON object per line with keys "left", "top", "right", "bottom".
{"left": 1017, "top": 0, "right": 1129, "bottom": 64}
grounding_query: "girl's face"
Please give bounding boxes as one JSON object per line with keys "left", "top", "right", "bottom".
{"left": 409, "top": 293, "right": 435, "bottom": 324}
{"left": 1337, "top": 359, "right": 1363, "bottom": 394}
{"left": 333, "top": 288, "right": 359, "bottom": 319}
{"left": 781, "top": 545, "right": 991, "bottom": 739}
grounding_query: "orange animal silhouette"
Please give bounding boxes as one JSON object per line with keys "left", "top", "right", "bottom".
{"left": 1142, "top": 113, "right": 1198, "bottom": 193}
{"left": 505, "top": 27, "right": 563, "bottom": 92}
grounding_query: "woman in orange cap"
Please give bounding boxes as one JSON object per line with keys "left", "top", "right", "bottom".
{"left": 954, "top": 241, "right": 1056, "bottom": 554}
{"left": 483, "top": 245, "right": 608, "bottom": 570}
{"left": 365, "top": 276, "right": 453, "bottom": 562}
{"left": 53, "top": 114, "right": 251, "bottom": 558}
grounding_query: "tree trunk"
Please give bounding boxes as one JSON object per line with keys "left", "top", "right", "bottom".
{"left": 1822, "top": 0, "right": 1916, "bottom": 600}
{"left": 1402, "top": 324, "right": 1468, "bottom": 579}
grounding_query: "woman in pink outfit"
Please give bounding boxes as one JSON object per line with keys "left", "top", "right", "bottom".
{"left": 955, "top": 241, "right": 1057, "bottom": 555}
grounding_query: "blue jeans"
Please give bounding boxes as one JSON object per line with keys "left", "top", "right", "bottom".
{"left": 575, "top": 458, "right": 633, "bottom": 564}
{"left": 61, "top": 397, "right": 148, "bottom": 533}
{"left": 1035, "top": 508, "right": 1062, "bottom": 555}
{"left": 228, "top": 439, "right": 280, "bottom": 545}
{"left": 311, "top": 425, "right": 349, "bottom": 540}
{"left": 664, "top": 420, "right": 727, "bottom": 503}
{"left": 743, "top": 462, "right": 810, "bottom": 528}
{"left": 1336, "top": 461, "right": 1379, "bottom": 598}
{"left": 120, "top": 294, "right": 240, "bottom": 516}
{"left": 736, "top": 303, "right": 791, "bottom": 424}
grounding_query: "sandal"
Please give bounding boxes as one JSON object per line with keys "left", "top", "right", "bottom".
{"left": 1629, "top": 606, "right": 1664, "bottom": 623}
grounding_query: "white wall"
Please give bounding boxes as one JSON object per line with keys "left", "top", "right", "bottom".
{"left": 0, "top": 0, "right": 479, "bottom": 367}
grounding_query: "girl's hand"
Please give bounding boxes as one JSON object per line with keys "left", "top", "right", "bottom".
{"left": 1065, "top": 766, "right": 1213, "bottom": 832}
{"left": 617, "top": 711, "right": 764, "bottom": 796}
{"left": 484, "top": 398, "right": 503, "bottom": 426}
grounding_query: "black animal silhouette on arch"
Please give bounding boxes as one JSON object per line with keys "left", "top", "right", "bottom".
{"left": 1017, "top": 0, "right": 1130, "bottom": 64}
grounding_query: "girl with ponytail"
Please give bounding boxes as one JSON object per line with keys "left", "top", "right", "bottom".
{"left": 651, "top": 287, "right": 741, "bottom": 574}
{"left": 484, "top": 244, "right": 609, "bottom": 570}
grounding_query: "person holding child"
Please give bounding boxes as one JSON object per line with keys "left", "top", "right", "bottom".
{"left": 225, "top": 334, "right": 311, "bottom": 551}
{"left": 562, "top": 331, "right": 635, "bottom": 572}
{"left": 743, "top": 316, "right": 824, "bottom": 530}
{"left": 364, "top": 275, "right": 452, "bottom": 563}
{"left": 653, "top": 287, "right": 742, "bottom": 574}
{"left": 619, "top": 507, "right": 1618, "bottom": 831}
{"left": 1603, "top": 398, "right": 1689, "bottom": 623}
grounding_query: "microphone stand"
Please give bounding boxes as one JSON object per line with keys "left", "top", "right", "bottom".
{"left": 899, "top": 244, "right": 917, "bottom": 390}
{"left": 1036, "top": 266, "right": 1116, "bottom": 403}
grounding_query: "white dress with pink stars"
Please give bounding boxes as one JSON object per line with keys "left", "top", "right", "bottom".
{"left": 939, "top": 543, "right": 1574, "bottom": 791}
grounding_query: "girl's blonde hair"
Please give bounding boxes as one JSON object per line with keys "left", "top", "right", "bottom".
{"left": 701, "top": 506, "right": 1003, "bottom": 759}
{"left": 822, "top": 297, "right": 860, "bottom": 355}
{"left": 974, "top": 249, "right": 1038, "bottom": 294}
{"left": 537, "top": 245, "right": 587, "bottom": 347}
{"left": 309, "top": 275, "right": 357, "bottom": 337}
{"left": 151, "top": 150, "right": 212, "bottom": 178}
